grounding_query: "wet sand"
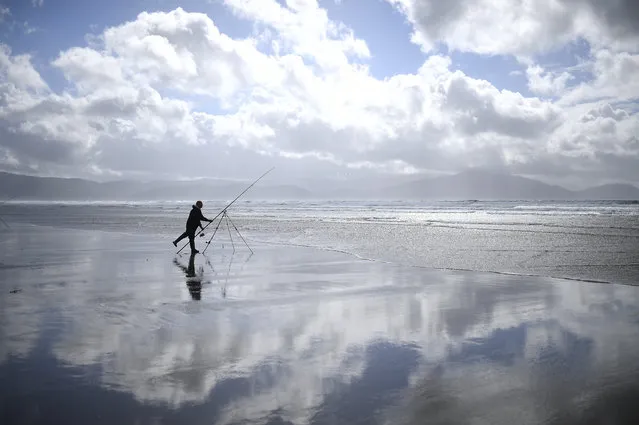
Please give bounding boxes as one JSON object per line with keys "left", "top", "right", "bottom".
{"left": 2, "top": 224, "right": 639, "bottom": 425}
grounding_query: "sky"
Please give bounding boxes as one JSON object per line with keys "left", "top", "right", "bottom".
{"left": 0, "top": 0, "right": 638, "bottom": 189}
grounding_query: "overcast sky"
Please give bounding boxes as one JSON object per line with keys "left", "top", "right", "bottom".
{"left": 0, "top": 0, "right": 638, "bottom": 188}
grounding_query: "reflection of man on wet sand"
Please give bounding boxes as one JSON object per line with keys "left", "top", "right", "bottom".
{"left": 173, "top": 252, "right": 203, "bottom": 300}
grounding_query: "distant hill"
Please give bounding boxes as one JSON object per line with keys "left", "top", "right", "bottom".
{"left": 0, "top": 170, "right": 637, "bottom": 201}
{"left": 382, "top": 170, "right": 639, "bottom": 200}
{"left": 0, "top": 172, "right": 312, "bottom": 201}
{"left": 574, "top": 183, "right": 639, "bottom": 200}
{"left": 0, "top": 172, "right": 105, "bottom": 200}
{"left": 383, "top": 170, "right": 573, "bottom": 200}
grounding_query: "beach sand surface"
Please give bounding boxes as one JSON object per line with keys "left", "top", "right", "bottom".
{"left": 2, "top": 223, "right": 639, "bottom": 424}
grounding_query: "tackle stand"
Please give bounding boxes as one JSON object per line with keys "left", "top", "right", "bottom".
{"left": 202, "top": 209, "right": 253, "bottom": 255}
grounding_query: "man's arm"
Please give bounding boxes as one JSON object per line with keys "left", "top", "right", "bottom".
{"left": 199, "top": 209, "right": 212, "bottom": 223}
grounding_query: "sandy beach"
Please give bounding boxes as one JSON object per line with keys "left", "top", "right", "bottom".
{"left": 2, "top": 223, "right": 639, "bottom": 425}
{"left": 2, "top": 0, "right": 639, "bottom": 422}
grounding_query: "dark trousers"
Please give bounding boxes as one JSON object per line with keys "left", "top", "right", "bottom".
{"left": 175, "top": 228, "right": 197, "bottom": 252}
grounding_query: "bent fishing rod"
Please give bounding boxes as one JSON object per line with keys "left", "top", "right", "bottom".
{"left": 176, "top": 167, "right": 274, "bottom": 254}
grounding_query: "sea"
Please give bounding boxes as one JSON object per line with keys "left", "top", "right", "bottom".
{"left": 2, "top": 199, "right": 638, "bottom": 286}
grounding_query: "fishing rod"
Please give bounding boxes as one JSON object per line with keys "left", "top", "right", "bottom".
{"left": 176, "top": 167, "right": 274, "bottom": 254}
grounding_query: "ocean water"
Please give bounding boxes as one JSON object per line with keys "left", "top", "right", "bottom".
{"left": 1, "top": 199, "right": 638, "bottom": 285}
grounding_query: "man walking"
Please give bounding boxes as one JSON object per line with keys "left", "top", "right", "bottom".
{"left": 173, "top": 201, "right": 213, "bottom": 254}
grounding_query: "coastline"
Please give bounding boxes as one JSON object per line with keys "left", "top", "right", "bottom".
{"left": 2, "top": 199, "right": 638, "bottom": 287}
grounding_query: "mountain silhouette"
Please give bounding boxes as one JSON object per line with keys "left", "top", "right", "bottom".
{"left": 575, "top": 183, "right": 639, "bottom": 200}
{"left": 0, "top": 172, "right": 312, "bottom": 201}
{"left": 385, "top": 170, "right": 563, "bottom": 200}
{"left": 383, "top": 170, "right": 639, "bottom": 200}
{"left": 0, "top": 170, "right": 637, "bottom": 201}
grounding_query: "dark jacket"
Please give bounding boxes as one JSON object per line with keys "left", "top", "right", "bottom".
{"left": 186, "top": 205, "right": 209, "bottom": 231}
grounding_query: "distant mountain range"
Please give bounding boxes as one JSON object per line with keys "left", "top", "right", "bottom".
{"left": 0, "top": 172, "right": 312, "bottom": 201}
{"left": 1, "top": 170, "right": 638, "bottom": 201}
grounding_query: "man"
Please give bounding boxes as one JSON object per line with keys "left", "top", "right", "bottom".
{"left": 173, "top": 200, "right": 213, "bottom": 254}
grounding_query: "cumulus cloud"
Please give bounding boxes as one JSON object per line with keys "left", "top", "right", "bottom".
{"left": 0, "top": 1, "right": 637, "bottom": 185}
{"left": 559, "top": 49, "right": 639, "bottom": 105}
{"left": 0, "top": 45, "right": 48, "bottom": 91}
{"left": 224, "top": 0, "right": 371, "bottom": 69}
{"left": 526, "top": 65, "right": 574, "bottom": 97}
{"left": 386, "top": 0, "right": 639, "bottom": 56}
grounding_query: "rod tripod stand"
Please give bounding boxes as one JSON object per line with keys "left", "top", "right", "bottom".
{"left": 202, "top": 210, "right": 253, "bottom": 255}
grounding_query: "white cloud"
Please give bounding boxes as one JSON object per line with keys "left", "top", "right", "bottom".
{"left": 0, "top": 45, "right": 48, "bottom": 91}
{"left": 52, "top": 47, "right": 126, "bottom": 93}
{"left": 223, "top": 0, "right": 371, "bottom": 70}
{"left": 526, "top": 65, "right": 574, "bottom": 97}
{"left": 91, "top": 8, "right": 286, "bottom": 101}
{"left": 559, "top": 49, "right": 639, "bottom": 106}
{"left": 0, "top": 2, "right": 637, "bottom": 185}
{"left": 385, "top": 0, "right": 639, "bottom": 57}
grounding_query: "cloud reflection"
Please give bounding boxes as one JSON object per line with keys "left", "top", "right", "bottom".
{"left": 2, "top": 225, "right": 639, "bottom": 424}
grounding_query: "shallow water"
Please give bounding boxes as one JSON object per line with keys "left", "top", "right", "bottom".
{"left": 2, "top": 224, "right": 639, "bottom": 424}
{"left": 1, "top": 200, "right": 638, "bottom": 285}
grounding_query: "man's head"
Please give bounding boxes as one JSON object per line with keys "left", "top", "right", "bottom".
{"left": 196, "top": 200, "right": 203, "bottom": 208}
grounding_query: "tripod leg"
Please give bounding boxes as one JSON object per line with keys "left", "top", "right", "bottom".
{"left": 202, "top": 214, "right": 225, "bottom": 254}
{"left": 225, "top": 213, "right": 235, "bottom": 254}
{"left": 226, "top": 214, "right": 253, "bottom": 254}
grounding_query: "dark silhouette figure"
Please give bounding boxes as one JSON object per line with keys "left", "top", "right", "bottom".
{"left": 172, "top": 200, "right": 213, "bottom": 254}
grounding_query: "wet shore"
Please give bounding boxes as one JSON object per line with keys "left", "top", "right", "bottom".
{"left": 2, "top": 224, "right": 639, "bottom": 424}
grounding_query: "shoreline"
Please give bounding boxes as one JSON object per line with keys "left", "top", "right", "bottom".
{"left": 1, "top": 220, "right": 634, "bottom": 288}
{"left": 2, "top": 200, "right": 637, "bottom": 287}
{"left": 2, "top": 220, "right": 630, "bottom": 288}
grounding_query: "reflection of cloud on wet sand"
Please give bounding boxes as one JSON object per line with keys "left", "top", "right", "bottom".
{"left": 0, "top": 225, "right": 108, "bottom": 364}
{"left": 4, "top": 225, "right": 639, "bottom": 424}
{"left": 212, "top": 274, "right": 639, "bottom": 425}
{"left": 55, "top": 266, "right": 639, "bottom": 423}
{"left": 1, "top": 229, "right": 42, "bottom": 362}
{"left": 382, "top": 282, "right": 639, "bottom": 425}
{"left": 51, "top": 280, "right": 433, "bottom": 409}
